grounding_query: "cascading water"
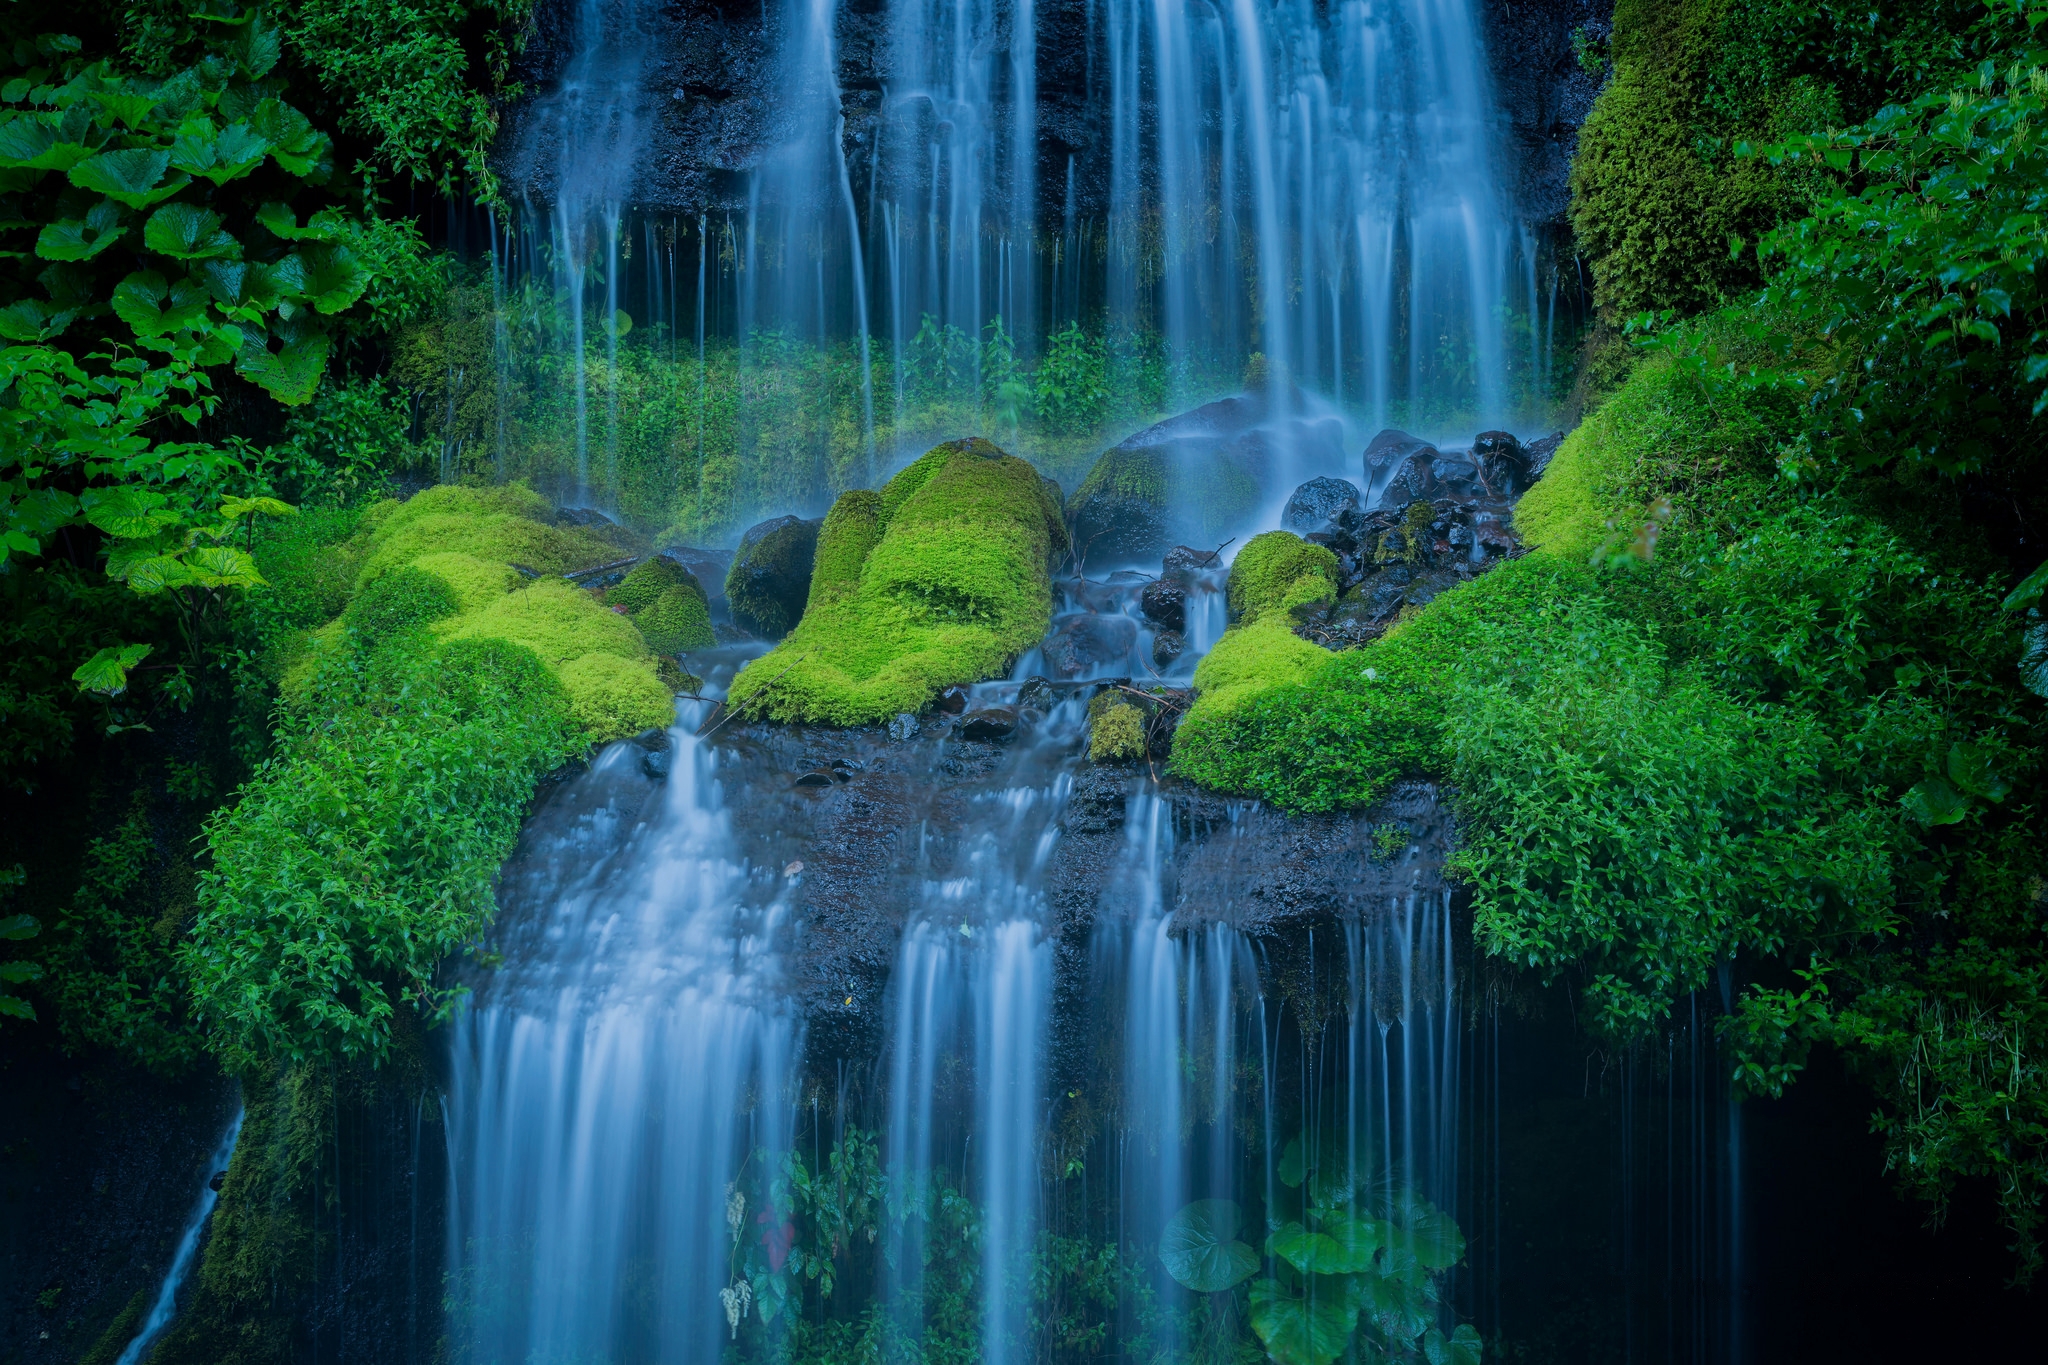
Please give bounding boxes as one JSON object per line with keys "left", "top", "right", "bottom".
{"left": 445, "top": 707, "right": 797, "bottom": 1363}
{"left": 111, "top": 1108, "right": 244, "bottom": 1365}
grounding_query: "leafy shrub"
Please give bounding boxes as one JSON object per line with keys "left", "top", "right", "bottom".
{"left": 188, "top": 633, "right": 580, "bottom": 1066}
{"left": 1035, "top": 321, "right": 1111, "bottom": 435}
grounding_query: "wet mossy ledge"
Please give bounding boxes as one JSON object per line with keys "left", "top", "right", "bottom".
{"left": 728, "top": 438, "right": 1068, "bottom": 724}
{"left": 190, "top": 483, "right": 701, "bottom": 1066}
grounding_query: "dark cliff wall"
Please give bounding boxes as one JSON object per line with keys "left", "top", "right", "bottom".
{"left": 497, "top": 0, "right": 1609, "bottom": 231}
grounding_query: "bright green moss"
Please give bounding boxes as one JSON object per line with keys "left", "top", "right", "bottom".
{"left": 343, "top": 565, "right": 460, "bottom": 642}
{"left": 1227, "top": 531, "right": 1340, "bottom": 621}
{"left": 635, "top": 584, "right": 715, "bottom": 654}
{"left": 729, "top": 439, "right": 1066, "bottom": 723}
{"left": 444, "top": 577, "right": 647, "bottom": 666}
{"left": 1087, "top": 693, "right": 1148, "bottom": 762}
{"left": 1069, "top": 443, "right": 1169, "bottom": 511}
{"left": 807, "top": 489, "right": 887, "bottom": 605}
{"left": 557, "top": 654, "right": 675, "bottom": 738}
{"left": 409, "top": 551, "right": 520, "bottom": 613}
{"left": 608, "top": 555, "right": 707, "bottom": 615}
{"left": 354, "top": 483, "right": 617, "bottom": 587}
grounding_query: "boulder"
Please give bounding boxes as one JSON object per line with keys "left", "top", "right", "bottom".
{"left": 1363, "top": 428, "right": 1446, "bottom": 505}
{"left": 1281, "top": 476, "right": 1363, "bottom": 536}
{"left": 887, "top": 711, "right": 921, "bottom": 741}
{"left": 1045, "top": 613, "right": 1139, "bottom": 678}
{"left": 1161, "top": 544, "right": 1227, "bottom": 582}
{"left": 959, "top": 706, "right": 1018, "bottom": 741}
{"left": 1523, "top": 431, "right": 1567, "bottom": 481}
{"left": 1471, "top": 430, "right": 1528, "bottom": 497}
{"left": 1152, "top": 629, "right": 1186, "bottom": 669}
{"left": 656, "top": 545, "right": 731, "bottom": 607}
{"left": 1139, "top": 578, "right": 1188, "bottom": 633}
{"left": 1016, "top": 675, "right": 1057, "bottom": 710}
{"left": 725, "top": 514, "right": 822, "bottom": 639}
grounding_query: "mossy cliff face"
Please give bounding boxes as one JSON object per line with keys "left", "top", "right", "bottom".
{"left": 728, "top": 438, "right": 1067, "bottom": 724}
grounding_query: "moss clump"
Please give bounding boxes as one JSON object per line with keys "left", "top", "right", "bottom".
{"left": 607, "top": 555, "right": 706, "bottom": 615}
{"left": 1087, "top": 692, "right": 1148, "bottom": 762}
{"left": 354, "top": 483, "right": 619, "bottom": 587}
{"left": 557, "top": 654, "right": 676, "bottom": 736}
{"left": 635, "top": 585, "right": 715, "bottom": 655}
{"left": 725, "top": 514, "right": 823, "bottom": 639}
{"left": 1227, "top": 531, "right": 1340, "bottom": 621}
{"left": 729, "top": 439, "right": 1067, "bottom": 723}
{"left": 343, "top": 565, "right": 460, "bottom": 642}
{"left": 409, "top": 551, "right": 520, "bottom": 612}
{"left": 445, "top": 577, "right": 646, "bottom": 665}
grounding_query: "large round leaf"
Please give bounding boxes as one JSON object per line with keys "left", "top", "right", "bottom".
{"left": 1271, "top": 1222, "right": 1360, "bottom": 1275}
{"left": 1388, "top": 1204, "right": 1464, "bottom": 1271}
{"left": 1314, "top": 1214, "right": 1385, "bottom": 1274}
{"left": 1249, "top": 1275, "right": 1362, "bottom": 1365}
{"left": 1358, "top": 1267, "right": 1435, "bottom": 1344}
{"left": 1161, "top": 1199, "right": 1259, "bottom": 1292}
{"left": 1423, "top": 1324, "right": 1483, "bottom": 1365}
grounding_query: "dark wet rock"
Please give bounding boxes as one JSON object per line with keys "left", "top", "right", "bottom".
{"left": 1471, "top": 430, "right": 1529, "bottom": 497}
{"left": 1017, "top": 675, "right": 1057, "bottom": 710}
{"left": 1282, "top": 476, "right": 1363, "bottom": 536}
{"left": 1044, "top": 613, "right": 1138, "bottom": 678}
{"left": 794, "top": 770, "right": 837, "bottom": 787}
{"left": 936, "top": 684, "right": 969, "bottom": 714}
{"left": 555, "top": 506, "right": 616, "bottom": 527}
{"left": 725, "top": 514, "right": 822, "bottom": 639}
{"left": 959, "top": 706, "right": 1019, "bottom": 741}
{"left": 642, "top": 746, "right": 674, "bottom": 780}
{"left": 1139, "top": 578, "right": 1187, "bottom": 632}
{"left": 656, "top": 544, "right": 732, "bottom": 609}
{"left": 1162, "top": 543, "right": 1228, "bottom": 581}
{"left": 1383, "top": 450, "right": 1444, "bottom": 503}
{"left": 1523, "top": 430, "right": 1567, "bottom": 480}
{"left": 209, "top": 1170, "right": 227, "bottom": 1192}
{"left": 1066, "top": 390, "right": 1332, "bottom": 566}
{"left": 1430, "top": 453, "right": 1481, "bottom": 491}
{"left": 887, "top": 711, "right": 920, "bottom": 741}
{"left": 1152, "top": 629, "right": 1186, "bottom": 669}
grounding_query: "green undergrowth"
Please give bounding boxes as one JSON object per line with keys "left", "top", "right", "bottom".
{"left": 1175, "top": 319, "right": 2048, "bottom": 1266}
{"left": 728, "top": 438, "right": 1068, "bottom": 724}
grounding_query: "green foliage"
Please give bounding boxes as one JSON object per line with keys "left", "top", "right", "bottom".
{"left": 342, "top": 563, "right": 458, "bottom": 641}
{"left": 1160, "top": 1199, "right": 1259, "bottom": 1293}
{"left": 1034, "top": 321, "right": 1111, "bottom": 435}
{"left": 631, "top": 584, "right": 714, "bottom": 656}
{"left": 1088, "top": 694, "right": 1149, "bottom": 762}
{"left": 187, "top": 630, "right": 580, "bottom": 1066}
{"left": 729, "top": 439, "right": 1067, "bottom": 724}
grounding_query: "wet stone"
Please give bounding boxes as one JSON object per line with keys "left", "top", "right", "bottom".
{"left": 1139, "top": 578, "right": 1187, "bottom": 632}
{"left": 793, "top": 770, "right": 837, "bottom": 787}
{"left": 1471, "top": 430, "right": 1527, "bottom": 496}
{"left": 1161, "top": 544, "right": 1225, "bottom": 582}
{"left": 1016, "top": 676, "right": 1057, "bottom": 710}
{"left": 887, "top": 711, "right": 920, "bottom": 742}
{"left": 959, "top": 706, "right": 1018, "bottom": 742}
{"left": 641, "top": 746, "right": 674, "bottom": 780}
{"left": 1152, "top": 629, "right": 1186, "bottom": 669}
{"left": 1045, "top": 614, "right": 1138, "bottom": 678}
{"left": 937, "top": 685, "right": 969, "bottom": 714}
{"left": 1282, "top": 476, "right": 1362, "bottom": 536}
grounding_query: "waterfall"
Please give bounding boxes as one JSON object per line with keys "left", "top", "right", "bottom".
{"left": 445, "top": 717, "right": 798, "bottom": 1363}
{"left": 112, "top": 1108, "right": 244, "bottom": 1365}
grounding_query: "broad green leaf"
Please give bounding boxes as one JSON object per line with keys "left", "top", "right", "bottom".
{"left": 250, "top": 99, "right": 327, "bottom": 178}
{"left": 1314, "top": 1215, "right": 1385, "bottom": 1274}
{"left": 1945, "top": 743, "right": 2010, "bottom": 804}
{"left": 256, "top": 201, "right": 344, "bottom": 241}
{"left": 0, "top": 960, "right": 42, "bottom": 984}
{"left": 89, "top": 87, "right": 159, "bottom": 130}
{"left": 145, "top": 202, "right": 241, "bottom": 260}
{"left": 0, "top": 914, "right": 37, "bottom": 941}
{"left": 1357, "top": 1268, "right": 1435, "bottom": 1343}
{"left": 81, "top": 486, "right": 180, "bottom": 538}
{"left": 72, "top": 642, "right": 153, "bottom": 695}
{"left": 1387, "top": 1202, "right": 1464, "bottom": 1271}
{"left": 0, "top": 298, "right": 73, "bottom": 341}
{"left": 219, "top": 495, "right": 296, "bottom": 521}
{"left": 69, "top": 148, "right": 189, "bottom": 209}
{"left": 1160, "top": 1199, "right": 1259, "bottom": 1292}
{"left": 170, "top": 121, "right": 270, "bottom": 185}
{"left": 0, "top": 107, "right": 101, "bottom": 170}
{"left": 35, "top": 199, "right": 125, "bottom": 260}
{"left": 105, "top": 536, "right": 176, "bottom": 584}
{"left": 0, "top": 995, "right": 35, "bottom": 1020}
{"left": 293, "top": 241, "right": 366, "bottom": 313}
{"left": 2004, "top": 559, "right": 2048, "bottom": 611}
{"left": 1249, "top": 1275, "right": 1362, "bottom": 1365}
{"left": 201, "top": 259, "right": 300, "bottom": 311}
{"left": 117, "top": 553, "right": 188, "bottom": 595}
{"left": 181, "top": 545, "right": 265, "bottom": 590}
{"left": 1423, "top": 1325, "right": 1483, "bottom": 1365}
{"left": 112, "top": 270, "right": 212, "bottom": 337}
{"left": 229, "top": 15, "right": 283, "bottom": 78}
{"left": 1271, "top": 1223, "right": 1357, "bottom": 1276}
{"left": 2022, "top": 623, "right": 2048, "bottom": 701}
{"left": 1900, "top": 776, "right": 1970, "bottom": 826}
{"left": 235, "top": 330, "right": 329, "bottom": 405}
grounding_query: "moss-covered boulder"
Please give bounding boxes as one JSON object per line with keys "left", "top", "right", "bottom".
{"left": 728, "top": 437, "right": 1067, "bottom": 723}
{"left": 289, "top": 484, "right": 676, "bottom": 741}
{"left": 606, "top": 556, "right": 715, "bottom": 655}
{"left": 725, "top": 514, "right": 823, "bottom": 639}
